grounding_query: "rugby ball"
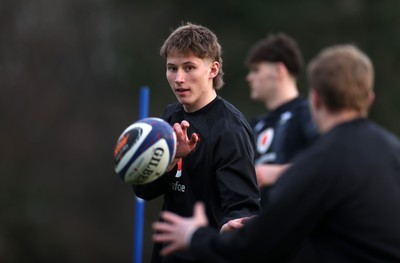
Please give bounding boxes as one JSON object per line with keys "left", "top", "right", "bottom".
{"left": 114, "top": 117, "right": 176, "bottom": 185}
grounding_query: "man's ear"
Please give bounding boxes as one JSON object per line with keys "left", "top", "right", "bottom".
{"left": 210, "top": 61, "right": 220, "bottom": 78}
{"left": 368, "top": 91, "right": 375, "bottom": 107}
{"left": 363, "top": 90, "right": 375, "bottom": 116}
{"left": 309, "top": 88, "right": 322, "bottom": 110}
{"left": 275, "top": 62, "right": 287, "bottom": 79}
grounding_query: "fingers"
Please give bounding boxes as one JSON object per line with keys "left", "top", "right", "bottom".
{"left": 193, "top": 202, "right": 205, "bottom": 217}
{"left": 220, "top": 219, "right": 243, "bottom": 233}
{"left": 231, "top": 220, "right": 244, "bottom": 228}
{"left": 173, "top": 121, "right": 199, "bottom": 159}
{"left": 153, "top": 228, "right": 179, "bottom": 256}
{"left": 152, "top": 203, "right": 208, "bottom": 257}
{"left": 189, "top": 132, "right": 199, "bottom": 146}
{"left": 180, "top": 120, "right": 190, "bottom": 129}
{"left": 193, "top": 202, "right": 208, "bottom": 226}
{"left": 160, "top": 210, "right": 182, "bottom": 224}
{"left": 173, "top": 121, "right": 190, "bottom": 142}
{"left": 220, "top": 215, "right": 255, "bottom": 233}
{"left": 152, "top": 213, "right": 188, "bottom": 257}
{"left": 241, "top": 215, "right": 256, "bottom": 223}
{"left": 152, "top": 211, "right": 183, "bottom": 239}
{"left": 173, "top": 123, "right": 185, "bottom": 142}
{"left": 152, "top": 221, "right": 177, "bottom": 248}
{"left": 152, "top": 221, "right": 174, "bottom": 235}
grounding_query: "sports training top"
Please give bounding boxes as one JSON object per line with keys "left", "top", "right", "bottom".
{"left": 190, "top": 118, "right": 400, "bottom": 263}
{"left": 134, "top": 95, "right": 261, "bottom": 263}
{"left": 250, "top": 96, "right": 318, "bottom": 165}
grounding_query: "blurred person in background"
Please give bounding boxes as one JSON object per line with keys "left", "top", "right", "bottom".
{"left": 245, "top": 33, "right": 319, "bottom": 206}
{"left": 152, "top": 44, "right": 400, "bottom": 263}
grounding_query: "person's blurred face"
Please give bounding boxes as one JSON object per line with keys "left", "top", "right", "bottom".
{"left": 246, "top": 62, "right": 278, "bottom": 102}
{"left": 166, "top": 52, "right": 219, "bottom": 112}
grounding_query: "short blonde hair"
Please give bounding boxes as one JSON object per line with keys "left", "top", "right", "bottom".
{"left": 307, "top": 45, "right": 374, "bottom": 113}
{"left": 160, "top": 22, "right": 224, "bottom": 90}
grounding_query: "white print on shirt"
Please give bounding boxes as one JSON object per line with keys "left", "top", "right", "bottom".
{"left": 279, "top": 111, "right": 292, "bottom": 125}
{"left": 257, "top": 128, "right": 274, "bottom": 154}
{"left": 254, "top": 120, "right": 265, "bottom": 133}
{"left": 255, "top": 152, "right": 276, "bottom": 165}
{"left": 171, "top": 180, "right": 186, "bottom": 192}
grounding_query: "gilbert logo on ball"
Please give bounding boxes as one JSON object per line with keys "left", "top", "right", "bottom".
{"left": 114, "top": 117, "right": 176, "bottom": 185}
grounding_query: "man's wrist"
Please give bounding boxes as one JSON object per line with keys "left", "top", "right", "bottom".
{"left": 167, "top": 158, "right": 179, "bottom": 172}
{"left": 185, "top": 226, "right": 199, "bottom": 248}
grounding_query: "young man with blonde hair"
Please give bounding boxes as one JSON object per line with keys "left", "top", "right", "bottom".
{"left": 133, "top": 23, "right": 260, "bottom": 263}
{"left": 152, "top": 44, "right": 400, "bottom": 263}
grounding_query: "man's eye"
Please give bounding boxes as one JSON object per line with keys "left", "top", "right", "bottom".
{"left": 168, "top": 67, "right": 177, "bottom": 72}
{"left": 185, "top": 66, "right": 194, "bottom": 71}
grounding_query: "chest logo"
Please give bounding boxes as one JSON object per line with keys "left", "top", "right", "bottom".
{"left": 175, "top": 158, "right": 182, "bottom": 178}
{"left": 257, "top": 128, "right": 274, "bottom": 154}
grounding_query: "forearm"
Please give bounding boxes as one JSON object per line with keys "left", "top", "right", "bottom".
{"left": 256, "top": 163, "right": 290, "bottom": 187}
{"left": 190, "top": 227, "right": 242, "bottom": 263}
{"left": 217, "top": 162, "right": 261, "bottom": 226}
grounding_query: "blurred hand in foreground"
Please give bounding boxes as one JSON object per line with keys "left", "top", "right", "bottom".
{"left": 152, "top": 202, "right": 208, "bottom": 256}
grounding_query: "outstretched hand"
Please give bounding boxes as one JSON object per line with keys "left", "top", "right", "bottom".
{"left": 167, "top": 120, "right": 199, "bottom": 171}
{"left": 173, "top": 120, "right": 199, "bottom": 158}
{"left": 152, "top": 202, "right": 208, "bottom": 256}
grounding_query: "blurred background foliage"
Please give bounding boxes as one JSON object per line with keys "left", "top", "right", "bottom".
{"left": 1, "top": 0, "right": 400, "bottom": 262}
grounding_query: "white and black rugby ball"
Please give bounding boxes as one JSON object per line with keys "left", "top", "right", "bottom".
{"left": 114, "top": 117, "right": 176, "bottom": 185}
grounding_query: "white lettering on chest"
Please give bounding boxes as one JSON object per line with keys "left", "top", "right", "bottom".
{"left": 171, "top": 181, "right": 186, "bottom": 192}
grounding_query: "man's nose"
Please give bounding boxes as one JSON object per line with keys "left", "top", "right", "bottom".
{"left": 175, "top": 69, "right": 185, "bottom": 83}
{"left": 246, "top": 72, "right": 252, "bottom": 82}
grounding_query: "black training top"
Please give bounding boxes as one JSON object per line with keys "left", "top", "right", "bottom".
{"left": 191, "top": 118, "right": 400, "bottom": 263}
{"left": 134, "top": 96, "right": 261, "bottom": 263}
{"left": 250, "top": 96, "right": 318, "bottom": 165}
